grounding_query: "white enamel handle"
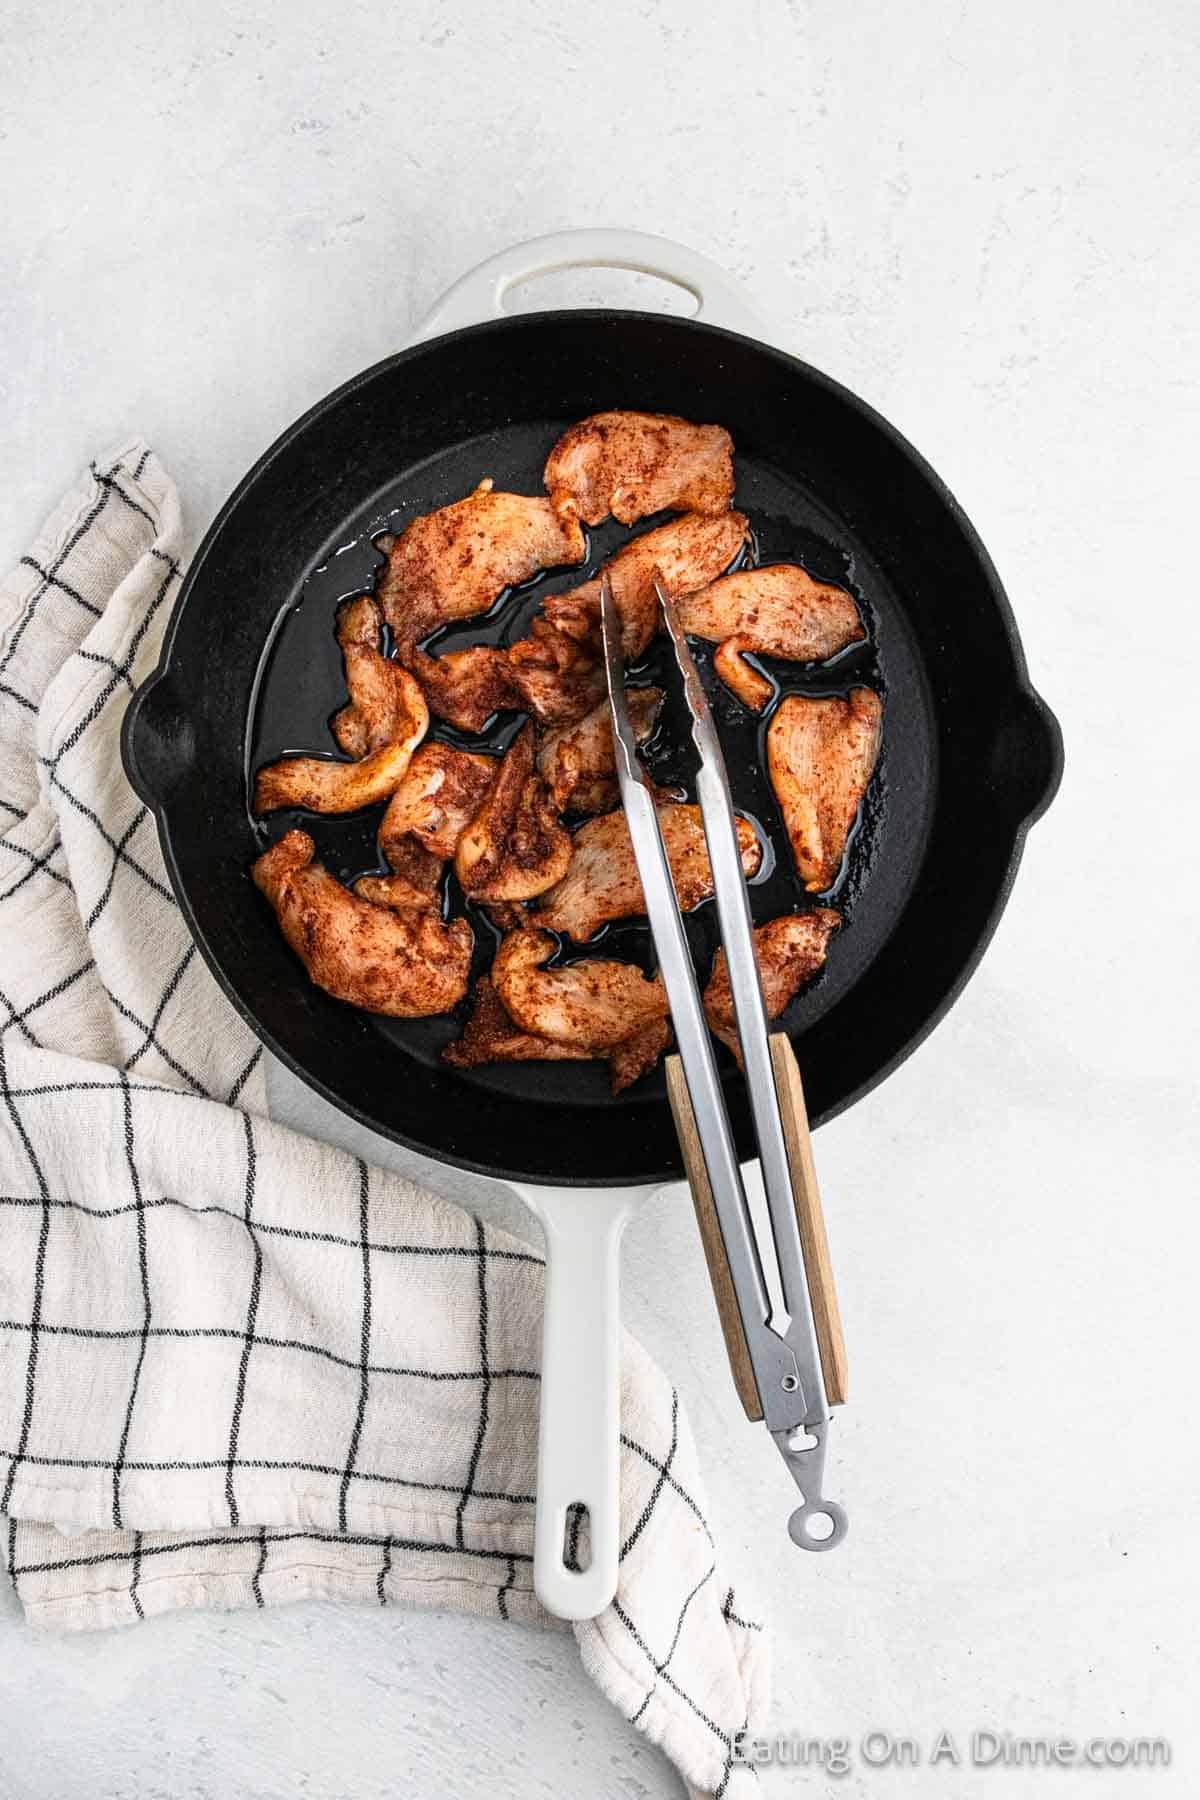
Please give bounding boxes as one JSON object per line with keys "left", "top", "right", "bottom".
{"left": 514, "top": 1183, "right": 636, "bottom": 1619}
{"left": 406, "top": 228, "right": 769, "bottom": 345}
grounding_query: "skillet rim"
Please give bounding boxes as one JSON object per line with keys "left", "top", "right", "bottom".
{"left": 122, "top": 309, "right": 1064, "bottom": 1187}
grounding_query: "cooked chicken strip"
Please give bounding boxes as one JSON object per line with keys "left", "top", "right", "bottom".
{"left": 443, "top": 979, "right": 593, "bottom": 1071}
{"left": 493, "top": 928, "right": 668, "bottom": 1050}
{"left": 255, "top": 594, "right": 429, "bottom": 814}
{"left": 544, "top": 410, "right": 734, "bottom": 527}
{"left": 703, "top": 910, "right": 841, "bottom": 1063}
{"left": 541, "top": 510, "right": 749, "bottom": 659}
{"left": 404, "top": 645, "right": 521, "bottom": 734}
{"left": 537, "top": 687, "right": 663, "bottom": 813}
{"left": 379, "top": 742, "right": 497, "bottom": 862}
{"left": 505, "top": 511, "right": 748, "bottom": 726}
{"left": 767, "top": 689, "right": 882, "bottom": 892}
{"left": 535, "top": 802, "right": 761, "bottom": 942}
{"left": 506, "top": 616, "right": 607, "bottom": 725}
{"left": 378, "top": 479, "right": 586, "bottom": 653}
{"left": 352, "top": 834, "right": 445, "bottom": 912}
{"left": 254, "top": 671, "right": 428, "bottom": 816}
{"left": 254, "top": 721, "right": 426, "bottom": 815}
{"left": 352, "top": 871, "right": 440, "bottom": 910}
{"left": 454, "top": 722, "right": 572, "bottom": 902}
{"left": 253, "top": 830, "right": 471, "bottom": 1017}
{"left": 607, "top": 1018, "right": 672, "bottom": 1093}
{"left": 444, "top": 948, "right": 669, "bottom": 1093}
{"left": 676, "top": 566, "right": 866, "bottom": 711}
{"left": 350, "top": 747, "right": 492, "bottom": 912}
{"left": 329, "top": 595, "right": 416, "bottom": 758}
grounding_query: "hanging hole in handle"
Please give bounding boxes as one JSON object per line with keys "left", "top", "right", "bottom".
{"left": 562, "top": 1501, "right": 592, "bottom": 1573}
{"left": 788, "top": 1499, "right": 848, "bottom": 1552}
{"left": 502, "top": 267, "right": 700, "bottom": 320}
{"left": 802, "top": 1510, "right": 835, "bottom": 1542}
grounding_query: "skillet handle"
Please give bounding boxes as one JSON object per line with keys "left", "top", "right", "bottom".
{"left": 512, "top": 1182, "right": 635, "bottom": 1621}
{"left": 406, "top": 229, "right": 770, "bottom": 345}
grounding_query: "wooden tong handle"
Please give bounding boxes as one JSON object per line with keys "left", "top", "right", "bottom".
{"left": 665, "top": 1032, "right": 848, "bottom": 1420}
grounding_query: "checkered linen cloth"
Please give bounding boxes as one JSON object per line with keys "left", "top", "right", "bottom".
{"left": 0, "top": 446, "right": 770, "bottom": 1797}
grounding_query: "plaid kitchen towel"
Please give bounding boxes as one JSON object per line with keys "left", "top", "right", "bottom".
{"left": 0, "top": 446, "right": 770, "bottom": 1798}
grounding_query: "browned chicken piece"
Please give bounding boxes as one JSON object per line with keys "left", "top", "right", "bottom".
{"left": 328, "top": 595, "right": 414, "bottom": 758}
{"left": 504, "top": 511, "right": 749, "bottom": 727}
{"left": 541, "top": 510, "right": 750, "bottom": 660}
{"left": 378, "top": 479, "right": 586, "bottom": 653}
{"left": 535, "top": 802, "right": 761, "bottom": 942}
{"left": 607, "top": 1017, "right": 672, "bottom": 1093}
{"left": 404, "top": 645, "right": 521, "bottom": 734}
{"left": 443, "top": 980, "right": 593, "bottom": 1071}
{"left": 493, "top": 928, "right": 668, "bottom": 1050}
{"left": 352, "top": 871, "right": 439, "bottom": 910}
{"left": 544, "top": 411, "right": 734, "bottom": 527}
{"left": 379, "top": 742, "right": 497, "bottom": 861}
{"left": 703, "top": 910, "right": 841, "bottom": 1064}
{"left": 675, "top": 566, "right": 866, "bottom": 711}
{"left": 444, "top": 938, "right": 670, "bottom": 1093}
{"left": 352, "top": 835, "right": 445, "bottom": 912}
{"left": 537, "top": 687, "right": 664, "bottom": 813}
{"left": 454, "top": 723, "right": 572, "bottom": 902}
{"left": 767, "top": 689, "right": 882, "bottom": 892}
{"left": 255, "top": 594, "right": 429, "bottom": 814}
{"left": 506, "top": 616, "right": 606, "bottom": 725}
{"left": 483, "top": 900, "right": 530, "bottom": 932}
{"left": 254, "top": 671, "right": 428, "bottom": 816}
{"left": 252, "top": 830, "right": 472, "bottom": 1017}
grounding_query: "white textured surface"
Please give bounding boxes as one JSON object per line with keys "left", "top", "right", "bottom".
{"left": 2, "top": 2, "right": 1199, "bottom": 1796}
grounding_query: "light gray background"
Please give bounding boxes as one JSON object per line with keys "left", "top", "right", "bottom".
{"left": 2, "top": 1, "right": 1198, "bottom": 1796}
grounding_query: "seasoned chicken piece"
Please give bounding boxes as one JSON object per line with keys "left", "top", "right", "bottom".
{"left": 535, "top": 802, "right": 761, "bottom": 942}
{"left": 608, "top": 1017, "right": 672, "bottom": 1092}
{"left": 352, "top": 868, "right": 441, "bottom": 910}
{"left": 504, "top": 511, "right": 749, "bottom": 727}
{"left": 349, "top": 746, "right": 493, "bottom": 912}
{"left": 253, "top": 714, "right": 427, "bottom": 815}
{"left": 537, "top": 687, "right": 663, "bottom": 813}
{"left": 252, "top": 830, "right": 471, "bottom": 1017}
{"left": 541, "top": 510, "right": 749, "bottom": 659}
{"left": 352, "top": 834, "right": 445, "bottom": 912}
{"left": 444, "top": 943, "right": 670, "bottom": 1094}
{"left": 327, "top": 595, "right": 409, "bottom": 757}
{"left": 255, "top": 596, "right": 429, "bottom": 814}
{"left": 493, "top": 929, "right": 668, "bottom": 1050}
{"left": 767, "top": 689, "right": 882, "bottom": 892}
{"left": 544, "top": 411, "right": 734, "bottom": 527}
{"left": 703, "top": 911, "right": 841, "bottom": 1063}
{"left": 379, "top": 742, "right": 497, "bottom": 861}
{"left": 482, "top": 900, "right": 530, "bottom": 932}
{"left": 378, "top": 479, "right": 586, "bottom": 653}
{"left": 254, "top": 648, "right": 428, "bottom": 817}
{"left": 676, "top": 566, "right": 866, "bottom": 711}
{"left": 454, "top": 723, "right": 571, "bottom": 902}
{"left": 404, "top": 645, "right": 520, "bottom": 734}
{"left": 506, "top": 617, "right": 606, "bottom": 725}
{"left": 443, "top": 980, "right": 592, "bottom": 1071}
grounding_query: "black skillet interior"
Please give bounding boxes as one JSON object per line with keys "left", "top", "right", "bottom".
{"left": 123, "top": 312, "right": 1062, "bottom": 1186}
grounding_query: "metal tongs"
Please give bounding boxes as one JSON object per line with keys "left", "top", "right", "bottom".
{"left": 600, "top": 573, "right": 849, "bottom": 1551}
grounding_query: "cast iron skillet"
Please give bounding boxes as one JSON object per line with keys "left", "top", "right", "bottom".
{"left": 122, "top": 268, "right": 1062, "bottom": 1189}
